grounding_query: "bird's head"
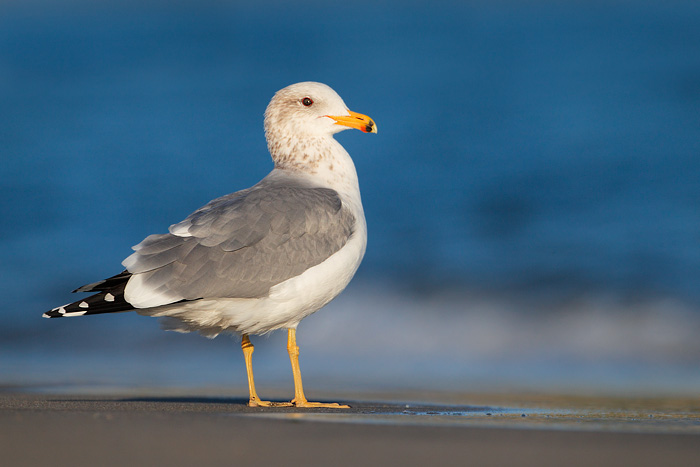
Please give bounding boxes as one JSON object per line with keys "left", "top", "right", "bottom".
{"left": 264, "top": 82, "right": 377, "bottom": 141}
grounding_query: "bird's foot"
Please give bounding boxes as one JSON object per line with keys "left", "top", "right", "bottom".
{"left": 248, "top": 398, "right": 293, "bottom": 408}
{"left": 291, "top": 398, "right": 350, "bottom": 408}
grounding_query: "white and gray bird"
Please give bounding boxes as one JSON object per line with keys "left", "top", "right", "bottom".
{"left": 44, "top": 82, "right": 377, "bottom": 408}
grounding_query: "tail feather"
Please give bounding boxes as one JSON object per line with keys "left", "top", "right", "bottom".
{"left": 44, "top": 271, "right": 135, "bottom": 318}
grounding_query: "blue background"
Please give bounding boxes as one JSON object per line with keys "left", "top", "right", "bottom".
{"left": 2, "top": 0, "right": 699, "bottom": 395}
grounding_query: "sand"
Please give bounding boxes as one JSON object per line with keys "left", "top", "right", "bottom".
{"left": 1, "top": 389, "right": 699, "bottom": 466}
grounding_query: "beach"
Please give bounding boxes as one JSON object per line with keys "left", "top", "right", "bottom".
{"left": 2, "top": 389, "right": 699, "bottom": 466}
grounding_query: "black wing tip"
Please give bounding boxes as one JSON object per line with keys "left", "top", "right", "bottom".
{"left": 42, "top": 311, "right": 58, "bottom": 318}
{"left": 72, "top": 279, "right": 105, "bottom": 293}
{"left": 72, "top": 270, "right": 131, "bottom": 293}
{"left": 44, "top": 279, "right": 135, "bottom": 319}
{"left": 42, "top": 304, "right": 87, "bottom": 318}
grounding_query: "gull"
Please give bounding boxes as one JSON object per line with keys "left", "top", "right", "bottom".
{"left": 43, "top": 82, "right": 377, "bottom": 408}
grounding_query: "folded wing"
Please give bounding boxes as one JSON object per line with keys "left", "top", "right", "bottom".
{"left": 121, "top": 179, "right": 356, "bottom": 308}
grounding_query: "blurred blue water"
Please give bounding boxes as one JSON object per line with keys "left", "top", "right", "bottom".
{"left": 1, "top": 1, "right": 700, "bottom": 393}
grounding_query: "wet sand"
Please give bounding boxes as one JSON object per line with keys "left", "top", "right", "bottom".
{"left": 2, "top": 389, "right": 699, "bottom": 466}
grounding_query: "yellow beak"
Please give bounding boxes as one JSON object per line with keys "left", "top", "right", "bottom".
{"left": 328, "top": 109, "right": 378, "bottom": 134}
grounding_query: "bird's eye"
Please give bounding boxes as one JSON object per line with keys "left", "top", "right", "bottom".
{"left": 301, "top": 97, "right": 313, "bottom": 107}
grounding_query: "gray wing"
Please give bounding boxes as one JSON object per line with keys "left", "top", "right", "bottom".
{"left": 122, "top": 179, "right": 356, "bottom": 304}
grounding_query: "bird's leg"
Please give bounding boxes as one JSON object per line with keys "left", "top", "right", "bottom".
{"left": 287, "top": 328, "right": 350, "bottom": 408}
{"left": 241, "top": 334, "right": 291, "bottom": 407}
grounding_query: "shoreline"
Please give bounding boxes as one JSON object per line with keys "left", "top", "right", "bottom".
{"left": 2, "top": 388, "right": 699, "bottom": 466}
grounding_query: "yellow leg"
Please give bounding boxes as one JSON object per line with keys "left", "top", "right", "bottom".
{"left": 287, "top": 328, "right": 350, "bottom": 408}
{"left": 241, "top": 334, "right": 291, "bottom": 407}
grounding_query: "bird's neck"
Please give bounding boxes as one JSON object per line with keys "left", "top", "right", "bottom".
{"left": 267, "top": 134, "right": 361, "bottom": 197}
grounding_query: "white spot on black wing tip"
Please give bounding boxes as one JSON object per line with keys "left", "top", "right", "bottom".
{"left": 44, "top": 304, "right": 72, "bottom": 318}
{"left": 105, "top": 293, "right": 115, "bottom": 302}
{"left": 79, "top": 301, "right": 89, "bottom": 308}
